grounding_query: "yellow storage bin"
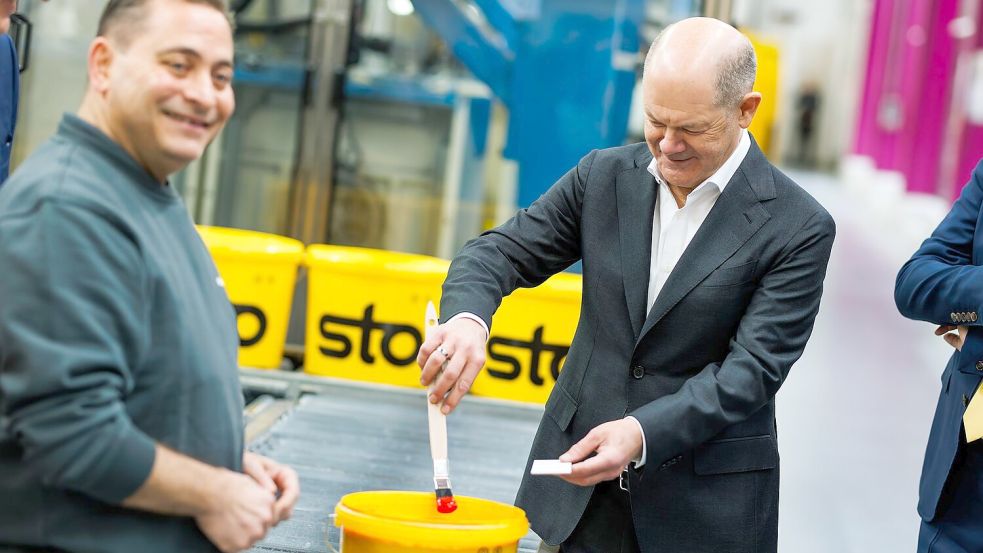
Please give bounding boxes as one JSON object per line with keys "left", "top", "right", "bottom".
{"left": 304, "top": 245, "right": 448, "bottom": 388}
{"left": 197, "top": 225, "right": 304, "bottom": 369}
{"left": 334, "top": 491, "right": 528, "bottom": 553}
{"left": 746, "top": 31, "right": 780, "bottom": 158}
{"left": 469, "top": 272, "right": 581, "bottom": 404}
{"left": 304, "top": 244, "right": 582, "bottom": 404}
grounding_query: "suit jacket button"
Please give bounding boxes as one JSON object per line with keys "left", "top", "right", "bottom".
{"left": 976, "top": 361, "right": 983, "bottom": 371}
{"left": 632, "top": 366, "right": 644, "bottom": 379}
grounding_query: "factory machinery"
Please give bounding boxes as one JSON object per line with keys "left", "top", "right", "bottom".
{"left": 189, "top": 0, "right": 648, "bottom": 254}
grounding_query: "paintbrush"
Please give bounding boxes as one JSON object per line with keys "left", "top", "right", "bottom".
{"left": 425, "top": 301, "right": 457, "bottom": 514}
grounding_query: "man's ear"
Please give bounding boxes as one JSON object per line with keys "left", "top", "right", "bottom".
{"left": 737, "top": 91, "right": 762, "bottom": 129}
{"left": 87, "top": 37, "right": 115, "bottom": 96}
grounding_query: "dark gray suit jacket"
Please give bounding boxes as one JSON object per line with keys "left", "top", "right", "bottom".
{"left": 440, "top": 139, "right": 835, "bottom": 552}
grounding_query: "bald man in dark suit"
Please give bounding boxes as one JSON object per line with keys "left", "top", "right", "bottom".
{"left": 418, "top": 17, "right": 835, "bottom": 553}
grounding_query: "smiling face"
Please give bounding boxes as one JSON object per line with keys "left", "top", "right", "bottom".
{"left": 641, "top": 72, "right": 742, "bottom": 191}
{"left": 92, "top": 0, "right": 234, "bottom": 181}
{"left": 640, "top": 17, "right": 760, "bottom": 193}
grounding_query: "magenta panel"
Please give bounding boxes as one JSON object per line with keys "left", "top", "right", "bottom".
{"left": 852, "top": 0, "right": 967, "bottom": 195}
{"left": 907, "top": 0, "right": 960, "bottom": 193}
{"left": 954, "top": 8, "right": 983, "bottom": 196}
{"left": 853, "top": 0, "right": 895, "bottom": 163}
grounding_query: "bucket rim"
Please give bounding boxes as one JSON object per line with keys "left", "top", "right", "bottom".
{"left": 334, "top": 491, "right": 529, "bottom": 548}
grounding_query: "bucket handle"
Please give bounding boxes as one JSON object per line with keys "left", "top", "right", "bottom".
{"left": 325, "top": 513, "right": 341, "bottom": 553}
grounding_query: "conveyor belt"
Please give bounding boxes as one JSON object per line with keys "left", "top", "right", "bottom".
{"left": 244, "top": 372, "right": 546, "bottom": 552}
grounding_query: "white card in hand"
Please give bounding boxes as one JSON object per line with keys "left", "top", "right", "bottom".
{"left": 531, "top": 459, "right": 572, "bottom": 475}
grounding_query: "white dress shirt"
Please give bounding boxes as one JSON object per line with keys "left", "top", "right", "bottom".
{"left": 646, "top": 130, "right": 751, "bottom": 311}
{"left": 452, "top": 130, "right": 752, "bottom": 469}
{"left": 628, "top": 129, "right": 751, "bottom": 467}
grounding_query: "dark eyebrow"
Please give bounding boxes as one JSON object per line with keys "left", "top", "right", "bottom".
{"left": 158, "top": 47, "right": 233, "bottom": 70}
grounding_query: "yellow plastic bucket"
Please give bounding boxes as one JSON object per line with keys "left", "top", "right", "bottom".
{"left": 196, "top": 226, "right": 304, "bottom": 369}
{"left": 334, "top": 491, "right": 528, "bottom": 552}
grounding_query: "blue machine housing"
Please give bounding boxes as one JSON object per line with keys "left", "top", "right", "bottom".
{"left": 413, "top": 0, "right": 644, "bottom": 207}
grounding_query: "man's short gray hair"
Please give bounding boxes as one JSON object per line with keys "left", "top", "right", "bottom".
{"left": 714, "top": 42, "right": 757, "bottom": 107}
{"left": 644, "top": 25, "right": 758, "bottom": 108}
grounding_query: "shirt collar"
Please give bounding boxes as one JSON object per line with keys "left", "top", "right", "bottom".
{"left": 646, "top": 128, "right": 751, "bottom": 196}
{"left": 56, "top": 113, "right": 178, "bottom": 202}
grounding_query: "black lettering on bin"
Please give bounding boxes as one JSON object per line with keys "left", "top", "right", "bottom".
{"left": 380, "top": 322, "right": 423, "bottom": 365}
{"left": 319, "top": 314, "right": 353, "bottom": 359}
{"left": 486, "top": 326, "right": 569, "bottom": 386}
{"left": 487, "top": 338, "right": 522, "bottom": 380}
{"left": 235, "top": 304, "right": 267, "bottom": 347}
{"left": 358, "top": 305, "right": 375, "bottom": 364}
{"left": 318, "top": 305, "right": 422, "bottom": 366}
{"left": 315, "top": 307, "right": 570, "bottom": 384}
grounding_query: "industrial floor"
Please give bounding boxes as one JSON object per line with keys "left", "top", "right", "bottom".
{"left": 773, "top": 169, "right": 950, "bottom": 553}
{"left": 248, "top": 169, "right": 955, "bottom": 553}
{"left": 246, "top": 380, "right": 543, "bottom": 553}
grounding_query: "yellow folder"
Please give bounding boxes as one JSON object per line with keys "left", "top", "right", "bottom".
{"left": 965, "top": 382, "right": 983, "bottom": 442}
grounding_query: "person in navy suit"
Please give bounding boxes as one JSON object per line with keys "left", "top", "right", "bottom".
{"left": 896, "top": 159, "right": 983, "bottom": 553}
{"left": 0, "top": 0, "right": 19, "bottom": 185}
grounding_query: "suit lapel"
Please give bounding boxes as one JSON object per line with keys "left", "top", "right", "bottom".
{"left": 635, "top": 141, "right": 775, "bottom": 347}
{"left": 616, "top": 154, "right": 657, "bottom": 340}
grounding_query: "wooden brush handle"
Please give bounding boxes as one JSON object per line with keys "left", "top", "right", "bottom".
{"left": 428, "top": 400, "right": 448, "bottom": 461}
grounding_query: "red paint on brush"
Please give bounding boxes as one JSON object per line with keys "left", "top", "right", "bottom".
{"left": 436, "top": 495, "right": 457, "bottom": 513}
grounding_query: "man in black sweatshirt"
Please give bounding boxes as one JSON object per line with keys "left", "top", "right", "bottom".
{"left": 0, "top": 1, "right": 299, "bottom": 551}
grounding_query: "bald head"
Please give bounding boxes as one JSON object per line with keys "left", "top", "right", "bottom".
{"left": 644, "top": 17, "right": 756, "bottom": 108}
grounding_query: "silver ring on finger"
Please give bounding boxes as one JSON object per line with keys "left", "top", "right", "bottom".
{"left": 436, "top": 345, "right": 452, "bottom": 359}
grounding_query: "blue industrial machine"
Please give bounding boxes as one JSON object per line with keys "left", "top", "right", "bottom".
{"left": 412, "top": 0, "right": 645, "bottom": 207}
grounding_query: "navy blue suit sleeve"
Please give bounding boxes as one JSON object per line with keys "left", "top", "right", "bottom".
{"left": 9, "top": 35, "right": 16, "bottom": 137}
{"left": 895, "top": 159, "right": 983, "bottom": 326}
{"left": 0, "top": 34, "right": 17, "bottom": 184}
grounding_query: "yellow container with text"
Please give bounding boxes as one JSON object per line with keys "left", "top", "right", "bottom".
{"left": 197, "top": 226, "right": 304, "bottom": 369}
{"left": 334, "top": 491, "right": 528, "bottom": 553}
{"left": 304, "top": 245, "right": 448, "bottom": 388}
{"left": 746, "top": 31, "right": 780, "bottom": 158}
{"left": 304, "top": 244, "right": 581, "bottom": 403}
{"left": 468, "top": 272, "right": 582, "bottom": 404}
